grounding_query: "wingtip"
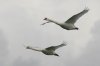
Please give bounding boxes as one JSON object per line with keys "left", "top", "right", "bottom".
{"left": 62, "top": 41, "right": 67, "bottom": 46}
{"left": 84, "top": 7, "right": 89, "bottom": 11}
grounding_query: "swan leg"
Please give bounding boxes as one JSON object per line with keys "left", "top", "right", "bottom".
{"left": 41, "top": 21, "right": 50, "bottom": 25}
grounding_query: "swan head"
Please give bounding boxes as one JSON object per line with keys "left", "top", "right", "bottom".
{"left": 75, "top": 27, "right": 79, "bottom": 30}
{"left": 54, "top": 54, "right": 59, "bottom": 56}
{"left": 26, "top": 46, "right": 31, "bottom": 49}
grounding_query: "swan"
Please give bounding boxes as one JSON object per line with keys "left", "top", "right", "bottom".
{"left": 41, "top": 7, "right": 89, "bottom": 30}
{"left": 25, "top": 42, "right": 67, "bottom": 56}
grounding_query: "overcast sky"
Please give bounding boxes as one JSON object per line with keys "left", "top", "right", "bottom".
{"left": 0, "top": 0, "right": 100, "bottom": 66}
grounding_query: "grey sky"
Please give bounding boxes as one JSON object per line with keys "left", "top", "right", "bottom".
{"left": 0, "top": 30, "right": 8, "bottom": 66}
{"left": 12, "top": 57, "right": 40, "bottom": 66}
{"left": 0, "top": 0, "right": 100, "bottom": 66}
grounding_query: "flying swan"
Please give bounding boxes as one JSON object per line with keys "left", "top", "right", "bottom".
{"left": 25, "top": 42, "right": 67, "bottom": 56}
{"left": 41, "top": 7, "right": 89, "bottom": 30}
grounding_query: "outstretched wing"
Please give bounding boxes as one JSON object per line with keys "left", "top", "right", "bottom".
{"left": 45, "top": 41, "right": 67, "bottom": 51}
{"left": 65, "top": 7, "right": 89, "bottom": 24}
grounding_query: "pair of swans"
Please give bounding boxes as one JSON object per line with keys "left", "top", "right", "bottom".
{"left": 25, "top": 7, "right": 89, "bottom": 56}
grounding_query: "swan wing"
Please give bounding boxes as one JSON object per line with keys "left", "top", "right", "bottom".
{"left": 65, "top": 7, "right": 89, "bottom": 24}
{"left": 45, "top": 41, "right": 67, "bottom": 51}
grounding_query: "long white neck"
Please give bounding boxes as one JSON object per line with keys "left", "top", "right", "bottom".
{"left": 52, "top": 21, "right": 61, "bottom": 26}
{"left": 27, "top": 46, "right": 42, "bottom": 52}
{"left": 43, "top": 18, "right": 61, "bottom": 25}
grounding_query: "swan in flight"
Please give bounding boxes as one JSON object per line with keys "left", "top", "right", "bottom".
{"left": 41, "top": 7, "right": 89, "bottom": 30}
{"left": 25, "top": 42, "right": 67, "bottom": 56}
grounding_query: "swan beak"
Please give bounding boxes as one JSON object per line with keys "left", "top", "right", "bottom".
{"left": 44, "top": 18, "right": 47, "bottom": 20}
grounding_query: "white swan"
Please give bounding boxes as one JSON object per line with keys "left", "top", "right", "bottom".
{"left": 41, "top": 7, "right": 89, "bottom": 30}
{"left": 25, "top": 42, "right": 67, "bottom": 56}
